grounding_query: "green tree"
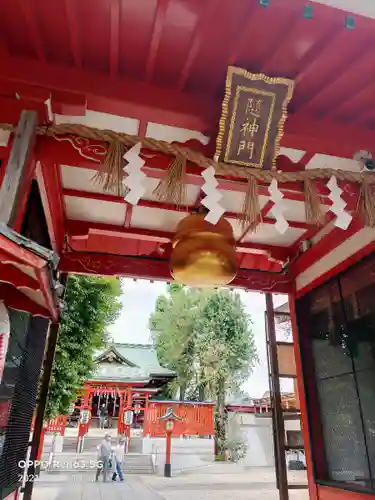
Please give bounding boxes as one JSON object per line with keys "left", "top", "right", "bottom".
{"left": 150, "top": 285, "right": 201, "bottom": 400}
{"left": 149, "top": 286, "right": 258, "bottom": 459}
{"left": 45, "top": 275, "right": 122, "bottom": 419}
{"left": 193, "top": 291, "right": 257, "bottom": 459}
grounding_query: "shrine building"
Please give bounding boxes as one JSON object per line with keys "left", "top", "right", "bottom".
{"left": 1, "top": 1, "right": 375, "bottom": 500}
{"left": 79, "top": 342, "right": 175, "bottom": 431}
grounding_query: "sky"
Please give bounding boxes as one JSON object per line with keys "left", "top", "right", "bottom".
{"left": 108, "top": 279, "right": 292, "bottom": 398}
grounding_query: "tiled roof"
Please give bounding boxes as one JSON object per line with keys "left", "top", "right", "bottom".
{"left": 90, "top": 342, "right": 175, "bottom": 382}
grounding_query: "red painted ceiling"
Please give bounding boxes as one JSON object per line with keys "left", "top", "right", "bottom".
{"left": 0, "top": 0, "right": 373, "bottom": 288}
{"left": 1, "top": 0, "right": 375, "bottom": 134}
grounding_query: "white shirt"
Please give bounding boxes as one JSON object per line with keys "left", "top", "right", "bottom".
{"left": 114, "top": 444, "right": 125, "bottom": 463}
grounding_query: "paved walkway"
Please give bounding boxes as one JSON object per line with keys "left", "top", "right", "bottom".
{"left": 31, "top": 464, "right": 309, "bottom": 500}
{"left": 31, "top": 474, "right": 164, "bottom": 500}
{"left": 141, "top": 464, "right": 309, "bottom": 500}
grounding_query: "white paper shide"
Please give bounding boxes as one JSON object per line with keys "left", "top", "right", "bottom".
{"left": 123, "top": 142, "right": 147, "bottom": 206}
{"left": 200, "top": 167, "right": 225, "bottom": 225}
{"left": 268, "top": 179, "right": 289, "bottom": 234}
{"left": 327, "top": 175, "right": 352, "bottom": 230}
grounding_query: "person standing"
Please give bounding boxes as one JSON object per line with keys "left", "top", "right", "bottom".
{"left": 95, "top": 434, "right": 112, "bottom": 482}
{"left": 112, "top": 438, "right": 125, "bottom": 482}
{"left": 99, "top": 404, "right": 107, "bottom": 429}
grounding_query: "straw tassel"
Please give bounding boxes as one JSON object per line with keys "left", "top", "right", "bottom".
{"left": 359, "top": 179, "right": 375, "bottom": 228}
{"left": 153, "top": 154, "right": 187, "bottom": 207}
{"left": 304, "top": 177, "right": 325, "bottom": 226}
{"left": 241, "top": 176, "right": 261, "bottom": 231}
{"left": 94, "top": 140, "right": 128, "bottom": 196}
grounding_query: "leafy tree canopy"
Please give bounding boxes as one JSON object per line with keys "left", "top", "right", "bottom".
{"left": 150, "top": 285, "right": 258, "bottom": 400}
{"left": 149, "top": 285, "right": 258, "bottom": 458}
{"left": 45, "top": 275, "right": 122, "bottom": 419}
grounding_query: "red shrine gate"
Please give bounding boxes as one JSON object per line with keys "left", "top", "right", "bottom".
{"left": 77, "top": 385, "right": 152, "bottom": 437}
{"left": 1, "top": 1, "right": 375, "bottom": 500}
{"left": 75, "top": 389, "right": 215, "bottom": 438}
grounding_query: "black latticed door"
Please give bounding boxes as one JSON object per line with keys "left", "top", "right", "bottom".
{"left": 0, "top": 309, "right": 49, "bottom": 499}
{"left": 296, "top": 252, "right": 375, "bottom": 493}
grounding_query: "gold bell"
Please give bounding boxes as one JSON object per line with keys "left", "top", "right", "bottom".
{"left": 170, "top": 212, "right": 237, "bottom": 287}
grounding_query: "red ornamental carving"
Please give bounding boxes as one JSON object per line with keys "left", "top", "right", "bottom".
{"left": 58, "top": 252, "right": 293, "bottom": 294}
{"left": 53, "top": 134, "right": 108, "bottom": 163}
{"left": 237, "top": 271, "right": 292, "bottom": 292}
{"left": 49, "top": 133, "right": 306, "bottom": 175}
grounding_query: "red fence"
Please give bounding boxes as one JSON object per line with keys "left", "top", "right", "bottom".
{"left": 144, "top": 402, "right": 215, "bottom": 437}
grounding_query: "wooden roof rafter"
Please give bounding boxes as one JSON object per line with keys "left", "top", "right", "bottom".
{"left": 2, "top": 0, "right": 375, "bottom": 294}
{"left": 0, "top": 224, "right": 59, "bottom": 320}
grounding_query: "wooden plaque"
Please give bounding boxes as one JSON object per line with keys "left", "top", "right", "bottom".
{"left": 216, "top": 67, "right": 294, "bottom": 170}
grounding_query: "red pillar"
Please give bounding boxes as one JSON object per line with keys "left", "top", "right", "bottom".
{"left": 117, "top": 391, "right": 124, "bottom": 435}
{"left": 77, "top": 388, "right": 90, "bottom": 452}
{"left": 165, "top": 430, "right": 172, "bottom": 478}
{"left": 127, "top": 385, "right": 132, "bottom": 408}
{"left": 144, "top": 394, "right": 150, "bottom": 436}
{"left": 126, "top": 386, "right": 133, "bottom": 448}
{"left": 36, "top": 429, "right": 45, "bottom": 462}
{"left": 289, "top": 295, "right": 319, "bottom": 500}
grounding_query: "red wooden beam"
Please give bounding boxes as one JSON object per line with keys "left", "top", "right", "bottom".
{"left": 35, "top": 266, "right": 59, "bottom": 322}
{"left": 238, "top": 200, "right": 275, "bottom": 270}
{"left": 36, "top": 161, "right": 66, "bottom": 253}
{"left": 178, "top": 0, "right": 219, "bottom": 91}
{"left": 288, "top": 210, "right": 340, "bottom": 258}
{"left": 291, "top": 217, "right": 364, "bottom": 277}
{"left": 145, "top": 0, "right": 170, "bottom": 82}
{"left": 294, "top": 30, "right": 375, "bottom": 114}
{"left": 0, "top": 80, "right": 50, "bottom": 103}
{"left": 298, "top": 152, "right": 316, "bottom": 168}
{"left": 0, "top": 56, "right": 214, "bottom": 132}
{"left": 228, "top": 19, "right": 255, "bottom": 65}
{"left": 58, "top": 251, "right": 293, "bottom": 293}
{"left": 0, "top": 94, "right": 47, "bottom": 125}
{"left": 295, "top": 237, "right": 375, "bottom": 299}
{"left": 138, "top": 120, "right": 147, "bottom": 137}
{"left": 109, "top": 0, "right": 120, "bottom": 78}
{"left": 0, "top": 283, "right": 51, "bottom": 318}
{"left": 65, "top": 0, "right": 81, "bottom": 69}
{"left": 68, "top": 219, "right": 171, "bottom": 242}
{"left": 0, "top": 236, "right": 46, "bottom": 270}
{"left": 124, "top": 204, "right": 133, "bottom": 228}
{"left": 71, "top": 232, "right": 159, "bottom": 258}
{"left": 2, "top": 56, "right": 375, "bottom": 156}
{"left": 239, "top": 200, "right": 274, "bottom": 244}
{"left": 294, "top": 26, "right": 344, "bottom": 88}
{"left": 69, "top": 235, "right": 282, "bottom": 273}
{"left": 260, "top": 13, "right": 300, "bottom": 74}
{"left": 52, "top": 91, "right": 87, "bottom": 116}
{"left": 12, "top": 157, "right": 37, "bottom": 234}
{"left": 18, "top": 0, "right": 45, "bottom": 62}
{"left": 63, "top": 187, "right": 312, "bottom": 230}
{"left": 38, "top": 136, "right": 334, "bottom": 202}
{"left": 0, "top": 262, "right": 40, "bottom": 291}
{"left": 0, "top": 146, "right": 9, "bottom": 161}
{"left": 66, "top": 219, "right": 292, "bottom": 262}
